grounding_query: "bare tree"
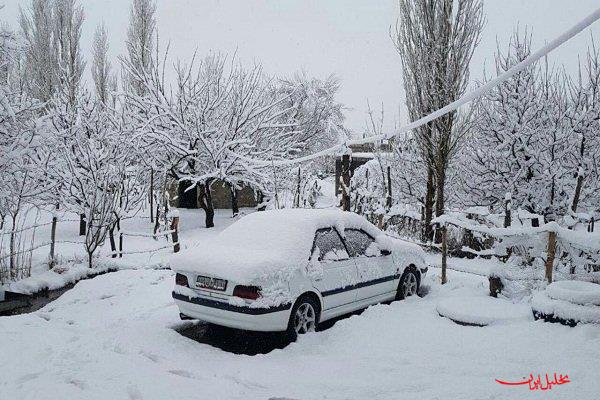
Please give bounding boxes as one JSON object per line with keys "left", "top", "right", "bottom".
{"left": 393, "top": 0, "right": 484, "bottom": 244}
{"left": 568, "top": 40, "right": 600, "bottom": 214}
{"left": 53, "top": 0, "right": 85, "bottom": 108}
{"left": 92, "top": 22, "right": 114, "bottom": 106}
{"left": 125, "top": 0, "right": 155, "bottom": 97}
{"left": 19, "top": 0, "right": 57, "bottom": 103}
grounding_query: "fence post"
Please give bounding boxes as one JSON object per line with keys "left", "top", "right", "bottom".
{"left": 119, "top": 232, "right": 123, "bottom": 258}
{"left": 441, "top": 225, "right": 448, "bottom": 285}
{"left": 49, "top": 206, "right": 58, "bottom": 268}
{"left": 171, "top": 215, "right": 180, "bottom": 253}
{"left": 545, "top": 231, "right": 557, "bottom": 284}
{"left": 79, "top": 213, "right": 86, "bottom": 236}
{"left": 341, "top": 154, "right": 351, "bottom": 211}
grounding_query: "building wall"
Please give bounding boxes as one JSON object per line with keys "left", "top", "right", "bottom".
{"left": 209, "top": 180, "right": 258, "bottom": 209}
{"left": 170, "top": 179, "right": 258, "bottom": 209}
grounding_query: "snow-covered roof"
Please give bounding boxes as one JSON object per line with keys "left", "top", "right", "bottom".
{"left": 517, "top": 209, "right": 543, "bottom": 220}
{"left": 351, "top": 152, "right": 375, "bottom": 159}
{"left": 463, "top": 206, "right": 490, "bottom": 216}
{"left": 170, "top": 208, "right": 424, "bottom": 282}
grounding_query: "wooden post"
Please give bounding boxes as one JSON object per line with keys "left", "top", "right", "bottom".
{"left": 49, "top": 204, "right": 58, "bottom": 268}
{"left": 441, "top": 225, "right": 448, "bottom": 285}
{"left": 341, "top": 154, "right": 351, "bottom": 211}
{"left": 79, "top": 213, "right": 86, "bottom": 236}
{"left": 171, "top": 215, "right": 180, "bottom": 253}
{"left": 545, "top": 231, "right": 556, "bottom": 284}
{"left": 119, "top": 232, "right": 123, "bottom": 258}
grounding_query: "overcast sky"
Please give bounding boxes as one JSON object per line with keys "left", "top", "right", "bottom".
{"left": 2, "top": 0, "right": 599, "bottom": 135}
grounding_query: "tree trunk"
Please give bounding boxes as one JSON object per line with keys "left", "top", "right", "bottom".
{"left": 171, "top": 215, "right": 180, "bottom": 253}
{"left": 108, "top": 223, "right": 117, "bottom": 258}
{"left": 423, "top": 167, "right": 435, "bottom": 242}
{"left": 88, "top": 252, "right": 93, "bottom": 269}
{"left": 571, "top": 172, "right": 584, "bottom": 213}
{"left": 504, "top": 193, "right": 512, "bottom": 228}
{"left": 79, "top": 213, "right": 86, "bottom": 236}
{"left": 230, "top": 183, "right": 239, "bottom": 217}
{"left": 256, "top": 191, "right": 266, "bottom": 212}
{"left": 545, "top": 231, "right": 556, "bottom": 283}
{"left": 386, "top": 166, "right": 392, "bottom": 211}
{"left": 149, "top": 168, "right": 154, "bottom": 222}
{"left": 441, "top": 225, "right": 448, "bottom": 285}
{"left": 153, "top": 203, "right": 160, "bottom": 238}
{"left": 296, "top": 167, "right": 302, "bottom": 208}
{"left": 199, "top": 180, "right": 215, "bottom": 228}
{"left": 341, "top": 154, "right": 351, "bottom": 211}
{"left": 9, "top": 214, "right": 17, "bottom": 278}
{"left": 433, "top": 166, "right": 446, "bottom": 244}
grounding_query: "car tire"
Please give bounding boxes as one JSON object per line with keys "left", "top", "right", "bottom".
{"left": 396, "top": 268, "right": 420, "bottom": 300}
{"left": 285, "top": 296, "right": 320, "bottom": 342}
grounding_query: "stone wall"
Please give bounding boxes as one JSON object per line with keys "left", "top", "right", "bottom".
{"left": 169, "top": 179, "right": 258, "bottom": 209}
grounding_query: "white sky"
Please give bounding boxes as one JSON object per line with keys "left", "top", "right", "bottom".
{"left": 2, "top": 0, "right": 599, "bottom": 135}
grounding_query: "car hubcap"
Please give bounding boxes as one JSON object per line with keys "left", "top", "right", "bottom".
{"left": 294, "top": 303, "right": 316, "bottom": 334}
{"left": 403, "top": 273, "right": 418, "bottom": 297}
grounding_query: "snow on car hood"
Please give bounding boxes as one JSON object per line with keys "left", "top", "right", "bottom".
{"left": 169, "top": 209, "right": 426, "bottom": 283}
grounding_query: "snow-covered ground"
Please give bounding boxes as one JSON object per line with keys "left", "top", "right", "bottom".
{"left": 2, "top": 201, "right": 600, "bottom": 399}
{"left": 2, "top": 266, "right": 599, "bottom": 399}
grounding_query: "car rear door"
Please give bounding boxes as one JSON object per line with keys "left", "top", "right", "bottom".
{"left": 307, "top": 228, "right": 359, "bottom": 310}
{"left": 345, "top": 229, "right": 396, "bottom": 301}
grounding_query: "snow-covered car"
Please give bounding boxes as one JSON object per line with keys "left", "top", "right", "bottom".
{"left": 171, "top": 209, "right": 428, "bottom": 339}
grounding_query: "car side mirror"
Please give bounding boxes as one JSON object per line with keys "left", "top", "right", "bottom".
{"left": 381, "top": 249, "right": 392, "bottom": 256}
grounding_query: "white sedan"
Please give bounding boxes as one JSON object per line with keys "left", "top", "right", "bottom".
{"left": 171, "top": 209, "right": 428, "bottom": 339}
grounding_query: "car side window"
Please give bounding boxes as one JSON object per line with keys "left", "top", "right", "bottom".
{"left": 345, "top": 229, "right": 378, "bottom": 258}
{"left": 312, "top": 228, "right": 349, "bottom": 262}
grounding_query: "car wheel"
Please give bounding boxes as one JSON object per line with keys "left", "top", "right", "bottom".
{"left": 396, "top": 269, "right": 419, "bottom": 300}
{"left": 286, "top": 296, "right": 320, "bottom": 341}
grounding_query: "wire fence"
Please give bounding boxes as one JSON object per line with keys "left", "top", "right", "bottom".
{"left": 0, "top": 212, "right": 181, "bottom": 284}
{"left": 434, "top": 215, "right": 600, "bottom": 289}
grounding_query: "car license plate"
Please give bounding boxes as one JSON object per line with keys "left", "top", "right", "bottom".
{"left": 196, "top": 275, "right": 227, "bottom": 291}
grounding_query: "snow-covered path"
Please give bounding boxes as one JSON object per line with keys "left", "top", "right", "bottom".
{"left": 2, "top": 267, "right": 599, "bottom": 400}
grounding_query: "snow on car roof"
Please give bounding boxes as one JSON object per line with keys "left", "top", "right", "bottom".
{"left": 170, "top": 209, "right": 383, "bottom": 282}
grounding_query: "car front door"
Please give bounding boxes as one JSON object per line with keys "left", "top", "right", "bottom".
{"left": 307, "top": 228, "right": 358, "bottom": 311}
{"left": 345, "top": 229, "right": 396, "bottom": 301}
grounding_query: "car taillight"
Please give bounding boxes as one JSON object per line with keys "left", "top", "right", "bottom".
{"left": 175, "top": 273, "right": 189, "bottom": 288}
{"left": 233, "top": 285, "right": 261, "bottom": 300}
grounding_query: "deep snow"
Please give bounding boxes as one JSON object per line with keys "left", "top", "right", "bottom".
{"left": 1, "top": 267, "right": 599, "bottom": 400}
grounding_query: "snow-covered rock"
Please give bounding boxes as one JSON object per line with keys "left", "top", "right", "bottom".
{"left": 436, "top": 296, "right": 532, "bottom": 326}
{"left": 532, "top": 291, "right": 600, "bottom": 324}
{"left": 545, "top": 280, "right": 600, "bottom": 306}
